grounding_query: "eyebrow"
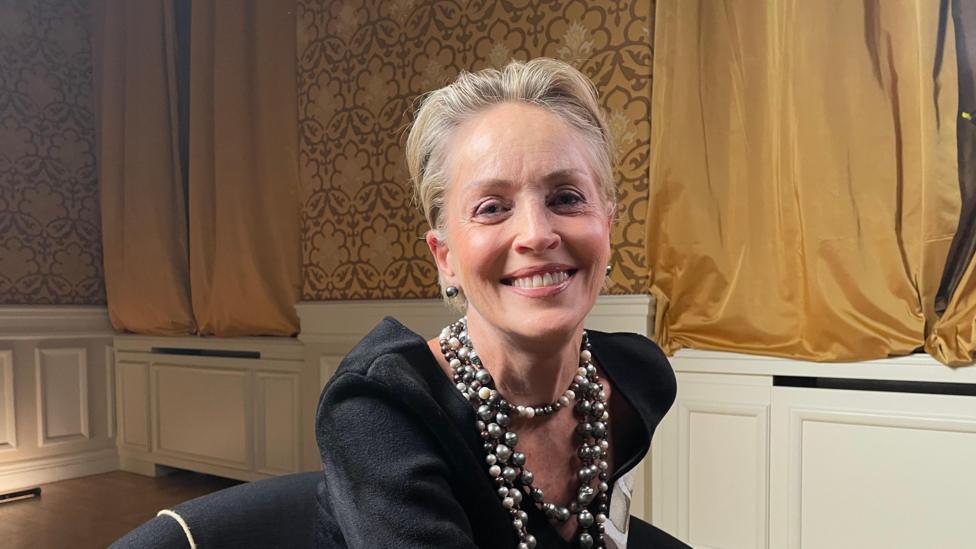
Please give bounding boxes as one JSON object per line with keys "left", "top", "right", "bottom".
{"left": 462, "top": 168, "right": 588, "bottom": 191}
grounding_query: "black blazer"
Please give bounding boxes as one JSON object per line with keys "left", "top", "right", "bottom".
{"left": 314, "top": 317, "right": 678, "bottom": 548}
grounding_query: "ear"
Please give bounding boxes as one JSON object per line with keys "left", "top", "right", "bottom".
{"left": 426, "top": 230, "right": 457, "bottom": 285}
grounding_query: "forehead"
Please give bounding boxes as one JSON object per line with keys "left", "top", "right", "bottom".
{"left": 446, "top": 103, "right": 594, "bottom": 190}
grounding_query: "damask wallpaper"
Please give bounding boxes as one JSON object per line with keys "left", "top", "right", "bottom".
{"left": 298, "top": 0, "right": 654, "bottom": 299}
{"left": 0, "top": 0, "right": 104, "bottom": 304}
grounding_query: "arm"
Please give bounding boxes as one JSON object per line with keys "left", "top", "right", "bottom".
{"left": 316, "top": 371, "right": 480, "bottom": 549}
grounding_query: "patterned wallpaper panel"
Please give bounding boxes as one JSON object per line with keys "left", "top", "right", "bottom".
{"left": 0, "top": 0, "right": 104, "bottom": 304}
{"left": 298, "top": 0, "right": 654, "bottom": 299}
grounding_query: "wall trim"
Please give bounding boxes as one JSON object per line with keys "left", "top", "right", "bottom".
{"left": 671, "top": 349, "right": 976, "bottom": 384}
{"left": 0, "top": 306, "right": 114, "bottom": 339}
{"left": 0, "top": 447, "right": 118, "bottom": 493}
{"left": 296, "top": 294, "right": 655, "bottom": 353}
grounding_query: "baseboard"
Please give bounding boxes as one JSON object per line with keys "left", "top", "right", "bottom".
{"left": 0, "top": 447, "right": 119, "bottom": 493}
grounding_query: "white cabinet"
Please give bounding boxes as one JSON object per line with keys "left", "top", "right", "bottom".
{"left": 114, "top": 335, "right": 317, "bottom": 481}
{"left": 652, "top": 351, "right": 976, "bottom": 549}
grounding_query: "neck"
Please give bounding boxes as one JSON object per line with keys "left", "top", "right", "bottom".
{"left": 464, "top": 309, "right": 583, "bottom": 406}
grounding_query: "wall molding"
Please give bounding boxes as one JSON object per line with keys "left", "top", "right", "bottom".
{"left": 0, "top": 447, "right": 118, "bottom": 493}
{"left": 0, "top": 350, "right": 15, "bottom": 451}
{"left": 296, "top": 294, "right": 656, "bottom": 353}
{"left": 671, "top": 348, "right": 976, "bottom": 384}
{"left": 0, "top": 306, "right": 114, "bottom": 339}
{"left": 34, "top": 347, "right": 90, "bottom": 446}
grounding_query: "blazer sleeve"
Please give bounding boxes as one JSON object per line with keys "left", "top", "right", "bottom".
{"left": 315, "top": 369, "right": 479, "bottom": 549}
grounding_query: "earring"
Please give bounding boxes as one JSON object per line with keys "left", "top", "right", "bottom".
{"left": 605, "top": 264, "right": 613, "bottom": 277}
{"left": 445, "top": 285, "right": 459, "bottom": 298}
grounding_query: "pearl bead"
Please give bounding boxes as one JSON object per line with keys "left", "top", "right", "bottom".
{"left": 495, "top": 444, "right": 511, "bottom": 462}
{"left": 580, "top": 349, "right": 592, "bottom": 362}
{"left": 448, "top": 337, "right": 460, "bottom": 350}
{"left": 578, "top": 532, "right": 594, "bottom": 549}
{"left": 502, "top": 497, "right": 514, "bottom": 509}
{"left": 524, "top": 407, "right": 535, "bottom": 419}
{"left": 488, "top": 465, "right": 501, "bottom": 477}
{"left": 486, "top": 454, "right": 497, "bottom": 465}
{"left": 579, "top": 509, "right": 594, "bottom": 527}
{"left": 478, "top": 387, "right": 491, "bottom": 399}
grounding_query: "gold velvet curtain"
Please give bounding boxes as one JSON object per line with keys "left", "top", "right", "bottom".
{"left": 188, "top": 1, "right": 301, "bottom": 336}
{"left": 649, "top": 0, "right": 975, "bottom": 366}
{"left": 93, "top": 0, "right": 195, "bottom": 335}
{"left": 94, "top": 0, "right": 301, "bottom": 336}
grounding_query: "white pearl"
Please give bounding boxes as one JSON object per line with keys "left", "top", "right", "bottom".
{"left": 580, "top": 350, "right": 592, "bottom": 362}
{"left": 565, "top": 389, "right": 575, "bottom": 400}
{"left": 524, "top": 407, "right": 535, "bottom": 419}
{"left": 449, "top": 337, "right": 461, "bottom": 350}
{"left": 558, "top": 396, "right": 569, "bottom": 407}
{"left": 502, "top": 497, "right": 514, "bottom": 509}
{"left": 479, "top": 387, "right": 492, "bottom": 400}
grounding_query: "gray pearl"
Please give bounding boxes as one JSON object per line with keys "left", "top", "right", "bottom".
{"left": 520, "top": 469, "right": 533, "bottom": 484}
{"left": 577, "top": 467, "right": 594, "bottom": 482}
{"left": 498, "top": 486, "right": 509, "bottom": 498}
{"left": 512, "top": 452, "right": 526, "bottom": 466}
{"left": 486, "top": 454, "right": 497, "bottom": 465}
{"left": 505, "top": 431, "right": 519, "bottom": 447}
{"left": 532, "top": 488, "right": 544, "bottom": 501}
{"left": 502, "top": 466, "right": 518, "bottom": 482}
{"left": 592, "top": 421, "right": 606, "bottom": 438}
{"left": 525, "top": 534, "right": 537, "bottom": 549}
{"left": 487, "top": 423, "right": 503, "bottom": 438}
{"left": 478, "top": 405, "right": 493, "bottom": 421}
{"left": 578, "top": 532, "right": 593, "bottom": 549}
{"left": 476, "top": 369, "right": 492, "bottom": 384}
{"left": 556, "top": 506, "right": 570, "bottom": 522}
{"left": 496, "top": 412, "right": 511, "bottom": 427}
{"left": 578, "top": 509, "right": 594, "bottom": 527}
{"left": 495, "top": 444, "right": 512, "bottom": 462}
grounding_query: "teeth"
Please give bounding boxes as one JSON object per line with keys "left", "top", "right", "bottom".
{"left": 511, "top": 271, "right": 570, "bottom": 289}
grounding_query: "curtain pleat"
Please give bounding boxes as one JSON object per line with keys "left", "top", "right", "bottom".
{"left": 93, "top": 0, "right": 195, "bottom": 335}
{"left": 649, "top": 0, "right": 966, "bottom": 364}
{"left": 187, "top": 0, "right": 301, "bottom": 337}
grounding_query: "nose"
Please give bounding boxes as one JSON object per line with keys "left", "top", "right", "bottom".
{"left": 513, "top": 201, "right": 560, "bottom": 253}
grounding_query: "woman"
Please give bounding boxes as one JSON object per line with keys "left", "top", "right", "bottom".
{"left": 315, "top": 58, "right": 680, "bottom": 549}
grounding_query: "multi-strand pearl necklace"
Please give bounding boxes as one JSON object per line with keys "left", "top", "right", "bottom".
{"left": 439, "top": 317, "right": 610, "bottom": 549}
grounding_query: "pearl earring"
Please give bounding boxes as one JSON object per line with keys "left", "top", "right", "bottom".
{"left": 605, "top": 264, "right": 613, "bottom": 276}
{"left": 445, "top": 286, "right": 459, "bottom": 298}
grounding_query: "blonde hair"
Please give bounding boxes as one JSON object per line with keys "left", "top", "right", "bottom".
{"left": 405, "top": 58, "right": 616, "bottom": 235}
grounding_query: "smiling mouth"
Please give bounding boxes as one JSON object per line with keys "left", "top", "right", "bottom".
{"left": 501, "top": 269, "right": 577, "bottom": 289}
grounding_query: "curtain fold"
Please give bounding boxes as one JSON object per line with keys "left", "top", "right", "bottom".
{"left": 94, "top": 0, "right": 301, "bottom": 337}
{"left": 649, "top": 0, "right": 969, "bottom": 364}
{"left": 187, "top": 0, "right": 301, "bottom": 337}
{"left": 93, "top": 0, "right": 195, "bottom": 335}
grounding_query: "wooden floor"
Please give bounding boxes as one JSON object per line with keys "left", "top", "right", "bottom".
{"left": 0, "top": 470, "right": 242, "bottom": 548}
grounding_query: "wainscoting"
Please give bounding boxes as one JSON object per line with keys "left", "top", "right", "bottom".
{"left": 651, "top": 350, "right": 976, "bottom": 549}
{"left": 0, "top": 307, "right": 117, "bottom": 493}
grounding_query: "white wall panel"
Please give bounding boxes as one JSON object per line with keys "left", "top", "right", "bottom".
{"left": 34, "top": 347, "right": 89, "bottom": 445}
{"left": 0, "top": 350, "right": 15, "bottom": 450}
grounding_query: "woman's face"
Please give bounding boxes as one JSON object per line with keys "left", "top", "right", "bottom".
{"left": 427, "top": 102, "right": 613, "bottom": 342}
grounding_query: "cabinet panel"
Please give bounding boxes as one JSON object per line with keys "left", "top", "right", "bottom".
{"left": 770, "top": 387, "right": 976, "bottom": 549}
{"left": 152, "top": 364, "right": 251, "bottom": 469}
{"left": 255, "top": 372, "right": 299, "bottom": 474}
{"left": 117, "top": 361, "right": 149, "bottom": 450}
{"left": 0, "top": 351, "right": 15, "bottom": 450}
{"left": 664, "top": 372, "right": 771, "bottom": 549}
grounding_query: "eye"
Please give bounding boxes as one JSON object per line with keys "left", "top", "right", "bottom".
{"left": 549, "top": 190, "right": 585, "bottom": 211}
{"left": 473, "top": 198, "right": 509, "bottom": 218}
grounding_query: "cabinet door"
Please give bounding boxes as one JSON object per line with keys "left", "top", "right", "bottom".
{"left": 151, "top": 364, "right": 252, "bottom": 470}
{"left": 769, "top": 386, "right": 976, "bottom": 549}
{"left": 654, "top": 372, "right": 772, "bottom": 549}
